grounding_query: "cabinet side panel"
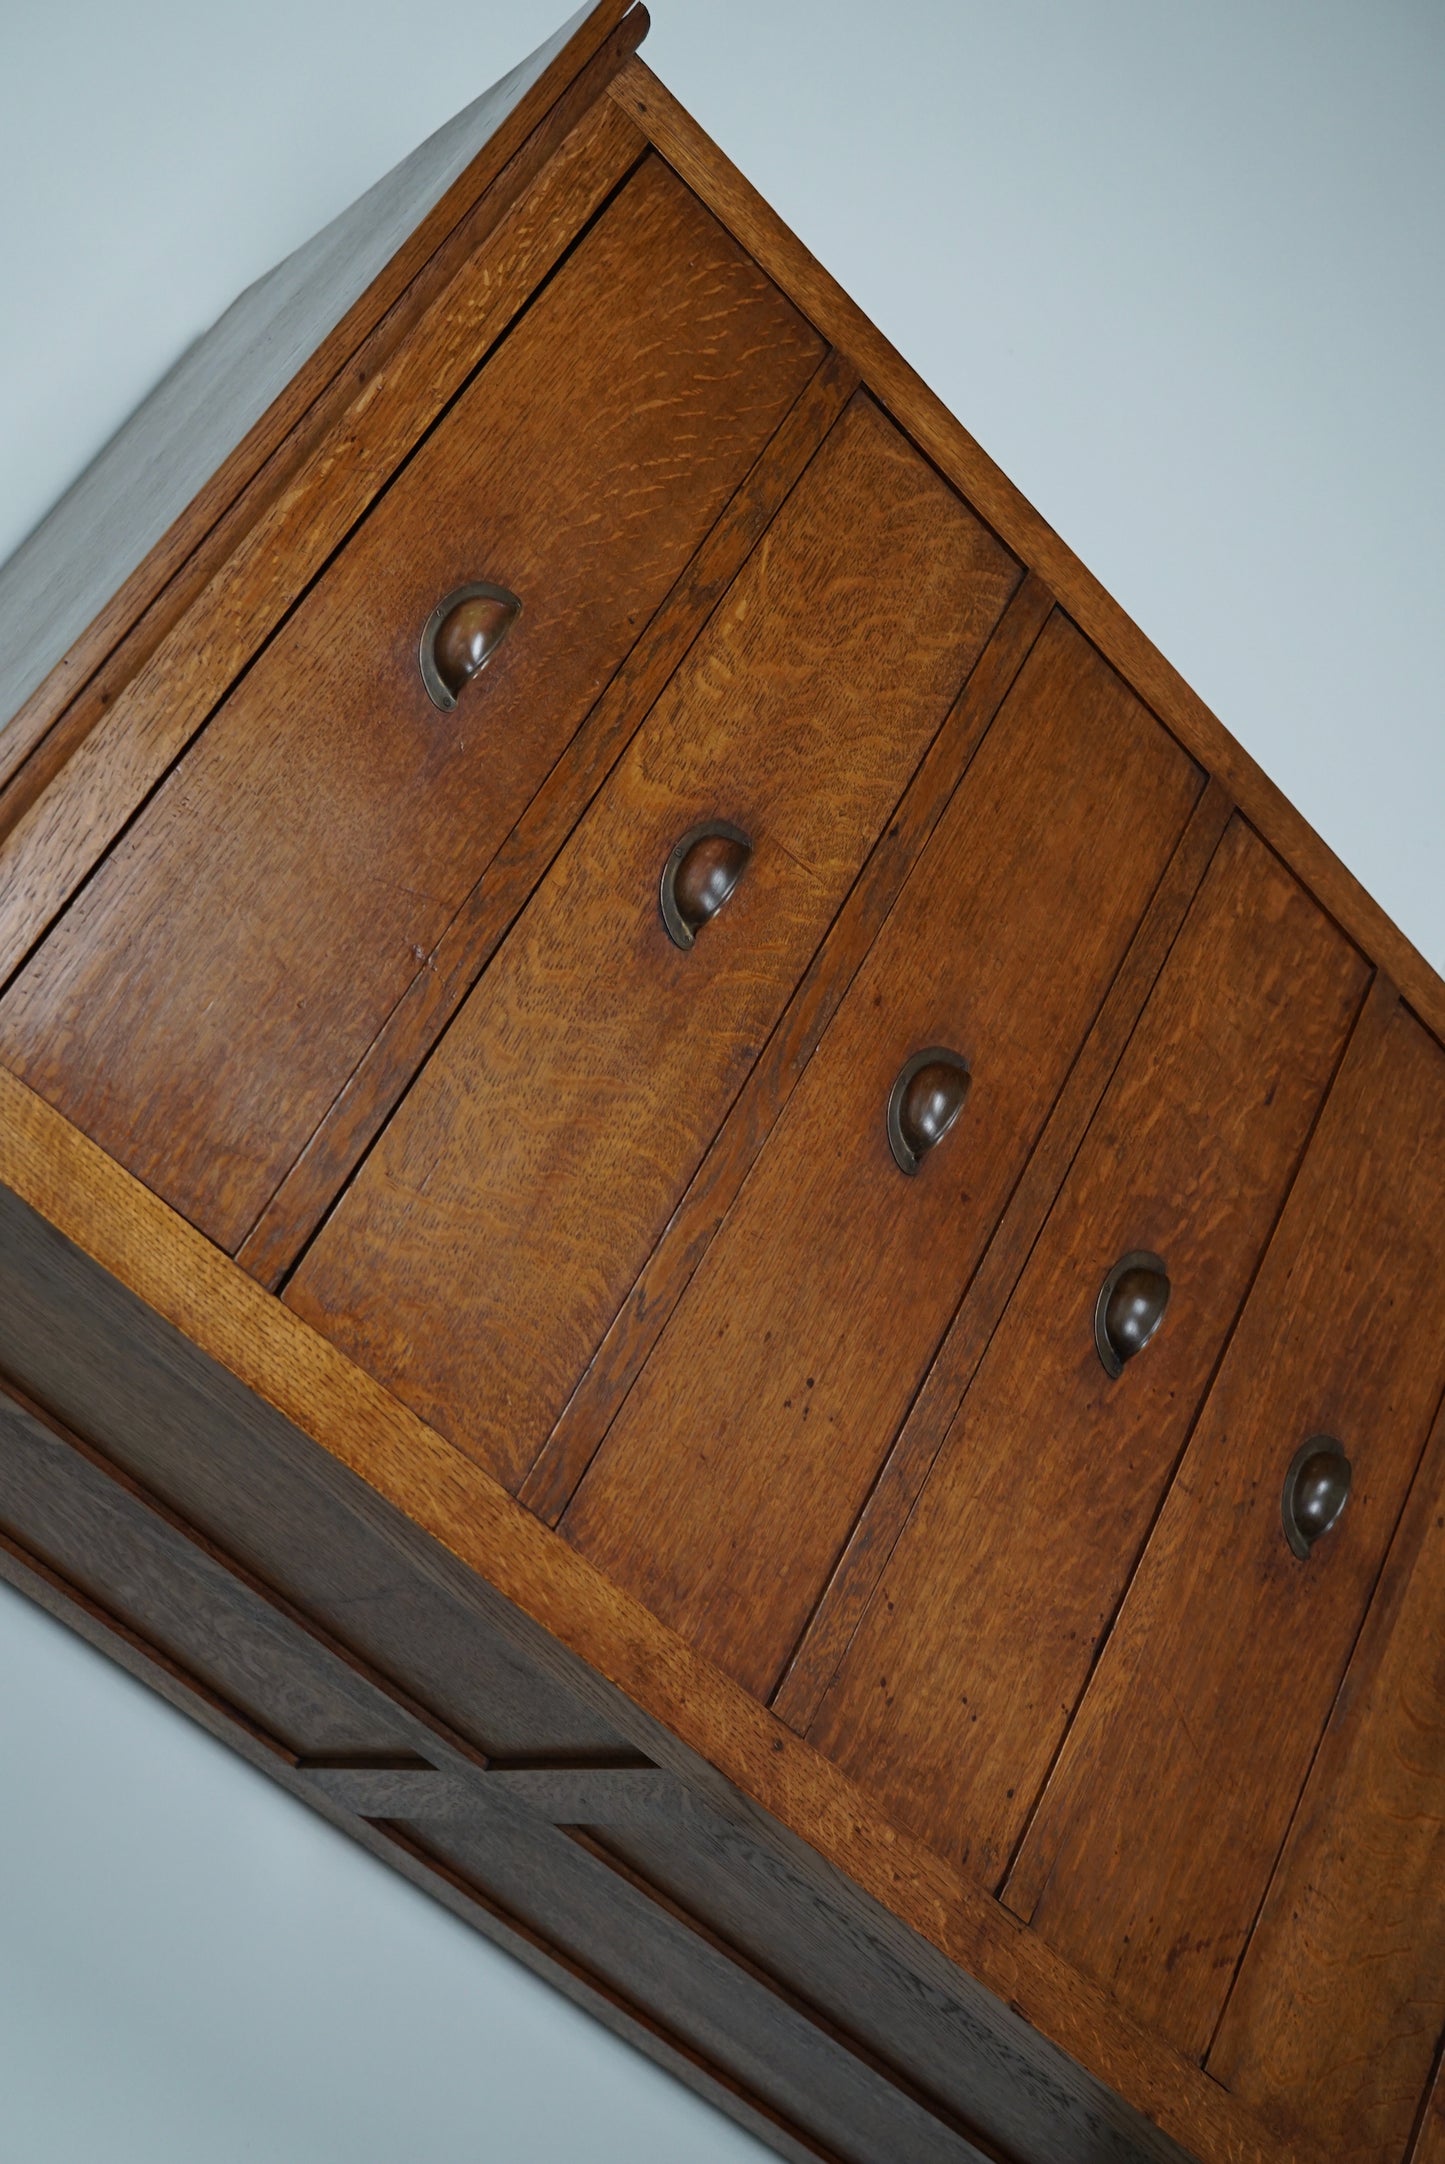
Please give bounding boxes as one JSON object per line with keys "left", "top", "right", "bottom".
{"left": 0, "top": 1184, "right": 630, "bottom": 1759}
{"left": 0, "top": 1386, "right": 427, "bottom": 1757}
{"left": 419, "top": 1797, "right": 993, "bottom": 2164}
{"left": 589, "top": 1809, "right": 1190, "bottom": 2164}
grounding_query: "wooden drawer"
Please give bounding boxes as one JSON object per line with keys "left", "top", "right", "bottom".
{"left": 805, "top": 815, "right": 1367, "bottom": 1879}
{"left": 1004, "top": 988, "right": 1445, "bottom": 2062}
{"left": 1415, "top": 2068, "right": 1445, "bottom": 2164}
{"left": 563, "top": 611, "right": 1202, "bottom": 1697}
{"left": 1207, "top": 1403, "right": 1445, "bottom": 2164}
{"left": 284, "top": 392, "right": 1022, "bottom": 1489}
{"left": 0, "top": 155, "right": 823, "bottom": 1252}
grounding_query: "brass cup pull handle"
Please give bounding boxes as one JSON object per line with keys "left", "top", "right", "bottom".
{"left": 1282, "top": 1436, "right": 1352, "bottom": 1559}
{"left": 419, "top": 581, "right": 522, "bottom": 711}
{"left": 1094, "top": 1250, "right": 1170, "bottom": 1377}
{"left": 660, "top": 821, "right": 753, "bottom": 949}
{"left": 886, "top": 1047, "right": 971, "bottom": 1175}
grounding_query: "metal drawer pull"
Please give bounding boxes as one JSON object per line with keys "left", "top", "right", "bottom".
{"left": 419, "top": 581, "right": 522, "bottom": 710}
{"left": 1281, "top": 1436, "right": 1352, "bottom": 1558}
{"left": 886, "top": 1047, "right": 971, "bottom": 1175}
{"left": 659, "top": 820, "right": 753, "bottom": 949}
{"left": 1094, "top": 1251, "right": 1170, "bottom": 1377}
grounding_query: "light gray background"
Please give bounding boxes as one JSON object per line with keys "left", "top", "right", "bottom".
{"left": 1, "top": 2, "right": 1442, "bottom": 2158}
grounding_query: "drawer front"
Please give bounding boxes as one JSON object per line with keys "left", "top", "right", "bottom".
{"left": 285, "top": 393, "right": 1021, "bottom": 1488}
{"left": 1208, "top": 1412, "right": 1445, "bottom": 2164}
{"left": 564, "top": 612, "right": 1202, "bottom": 1698}
{"left": 0, "top": 156, "right": 824, "bottom": 1252}
{"left": 1006, "top": 990, "right": 1445, "bottom": 2061}
{"left": 1415, "top": 2070, "right": 1445, "bottom": 2164}
{"left": 807, "top": 816, "right": 1367, "bottom": 1879}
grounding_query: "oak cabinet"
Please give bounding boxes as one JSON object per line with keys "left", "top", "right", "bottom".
{"left": 1007, "top": 990, "right": 1445, "bottom": 2063}
{"left": 0, "top": 155, "right": 822, "bottom": 1253}
{"left": 283, "top": 390, "right": 1021, "bottom": 1485}
{"left": 562, "top": 611, "right": 1202, "bottom": 1691}
{"left": 804, "top": 815, "right": 1368, "bottom": 1882}
{"left": 1208, "top": 1402, "right": 1445, "bottom": 2164}
{"left": 1, "top": 10, "right": 1442, "bottom": 2164}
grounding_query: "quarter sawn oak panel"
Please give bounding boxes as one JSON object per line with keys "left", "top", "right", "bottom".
{"left": 0, "top": 156, "right": 822, "bottom": 1251}
{"left": 1415, "top": 2067, "right": 1445, "bottom": 2164}
{"left": 769, "top": 780, "right": 1234, "bottom": 1735}
{"left": 1208, "top": 1399, "right": 1445, "bottom": 2163}
{"left": 520, "top": 572, "right": 1056, "bottom": 1525}
{"left": 420, "top": 1804, "right": 996, "bottom": 2164}
{"left": 0, "top": 1383, "right": 421, "bottom": 1759}
{"left": 236, "top": 350, "right": 862, "bottom": 1290}
{"left": 808, "top": 816, "right": 1367, "bottom": 1882}
{"left": 0, "top": 94, "right": 646, "bottom": 986}
{"left": 564, "top": 612, "right": 1202, "bottom": 1698}
{"left": 1007, "top": 989, "right": 1445, "bottom": 2061}
{"left": 286, "top": 393, "right": 1020, "bottom": 1488}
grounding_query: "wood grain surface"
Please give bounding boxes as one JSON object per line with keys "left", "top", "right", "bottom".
{"left": 418, "top": 1800, "right": 996, "bottom": 2164}
{"left": 589, "top": 1803, "right": 1098, "bottom": 2164}
{"left": 0, "top": 1385, "right": 874, "bottom": 2164}
{"left": 521, "top": 571, "right": 1057, "bottom": 1526}
{"left": 4, "top": 24, "right": 1429, "bottom": 2159}
{"left": 1208, "top": 1394, "right": 1445, "bottom": 2163}
{"left": 298, "top": 1761, "right": 683, "bottom": 1828}
{"left": 0, "top": 157, "right": 821, "bottom": 1251}
{"left": 0, "top": 1058, "right": 1319, "bottom": 2164}
{"left": 609, "top": 55, "right": 1445, "bottom": 1057}
{"left": 237, "top": 349, "right": 861, "bottom": 1289}
{"left": 807, "top": 817, "right": 1367, "bottom": 1881}
{"left": 1414, "top": 2064, "right": 1445, "bottom": 2164}
{"left": 1007, "top": 984, "right": 1445, "bottom": 2062}
{"left": 771, "top": 779, "right": 1235, "bottom": 1733}
{"left": 0, "top": 1, "right": 645, "bottom": 787}
{"left": 564, "top": 613, "right": 1201, "bottom": 1698}
{"left": 0, "top": 94, "right": 646, "bottom": 988}
{"left": 0, "top": 1380, "right": 421, "bottom": 1758}
{"left": 286, "top": 394, "right": 1020, "bottom": 1488}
